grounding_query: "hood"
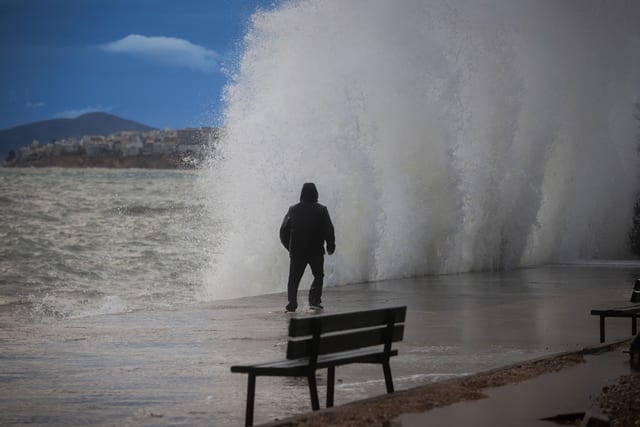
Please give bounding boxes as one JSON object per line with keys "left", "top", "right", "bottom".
{"left": 300, "top": 182, "right": 319, "bottom": 202}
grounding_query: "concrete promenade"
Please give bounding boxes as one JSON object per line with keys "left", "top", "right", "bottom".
{"left": 1, "top": 263, "right": 638, "bottom": 426}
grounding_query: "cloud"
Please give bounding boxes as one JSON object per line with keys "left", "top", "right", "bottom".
{"left": 102, "top": 34, "right": 219, "bottom": 72}
{"left": 56, "top": 105, "right": 113, "bottom": 119}
{"left": 26, "top": 101, "right": 46, "bottom": 109}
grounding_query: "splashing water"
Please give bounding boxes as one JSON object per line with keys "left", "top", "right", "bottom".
{"left": 202, "top": 0, "right": 640, "bottom": 299}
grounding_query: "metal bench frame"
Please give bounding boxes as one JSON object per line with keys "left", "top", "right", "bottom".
{"left": 230, "top": 306, "right": 406, "bottom": 426}
{"left": 590, "top": 304, "right": 640, "bottom": 343}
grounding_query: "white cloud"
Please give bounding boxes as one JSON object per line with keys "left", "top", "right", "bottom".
{"left": 26, "top": 101, "right": 46, "bottom": 109}
{"left": 56, "top": 105, "right": 113, "bottom": 119}
{"left": 102, "top": 34, "right": 219, "bottom": 72}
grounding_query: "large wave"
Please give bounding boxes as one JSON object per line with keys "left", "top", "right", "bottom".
{"left": 202, "top": 0, "right": 640, "bottom": 299}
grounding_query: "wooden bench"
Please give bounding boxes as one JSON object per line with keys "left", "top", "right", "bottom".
{"left": 590, "top": 304, "right": 640, "bottom": 343}
{"left": 230, "top": 306, "right": 406, "bottom": 426}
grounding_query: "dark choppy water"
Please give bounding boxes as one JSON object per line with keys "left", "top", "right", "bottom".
{"left": 0, "top": 168, "right": 218, "bottom": 325}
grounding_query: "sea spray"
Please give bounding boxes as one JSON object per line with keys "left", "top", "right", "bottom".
{"left": 202, "top": 0, "right": 640, "bottom": 299}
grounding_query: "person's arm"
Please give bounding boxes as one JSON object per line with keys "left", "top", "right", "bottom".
{"left": 279, "top": 209, "right": 291, "bottom": 251}
{"left": 323, "top": 207, "right": 335, "bottom": 255}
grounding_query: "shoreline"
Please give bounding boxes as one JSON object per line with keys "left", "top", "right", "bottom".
{"left": 2, "top": 153, "right": 203, "bottom": 169}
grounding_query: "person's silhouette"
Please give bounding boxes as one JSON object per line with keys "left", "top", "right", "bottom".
{"left": 279, "top": 183, "right": 335, "bottom": 312}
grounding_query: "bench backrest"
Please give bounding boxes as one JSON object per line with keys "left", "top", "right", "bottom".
{"left": 286, "top": 306, "right": 406, "bottom": 360}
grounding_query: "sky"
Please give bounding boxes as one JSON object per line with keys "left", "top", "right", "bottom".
{"left": 0, "top": 0, "right": 279, "bottom": 130}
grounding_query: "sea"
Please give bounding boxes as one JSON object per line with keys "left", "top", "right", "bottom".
{"left": 1, "top": 167, "right": 639, "bottom": 427}
{"left": 0, "top": 167, "right": 216, "bottom": 327}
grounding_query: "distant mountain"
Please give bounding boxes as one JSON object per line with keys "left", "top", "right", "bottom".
{"left": 0, "top": 113, "right": 155, "bottom": 159}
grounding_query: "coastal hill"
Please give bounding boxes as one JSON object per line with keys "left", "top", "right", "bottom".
{"left": 0, "top": 112, "right": 154, "bottom": 159}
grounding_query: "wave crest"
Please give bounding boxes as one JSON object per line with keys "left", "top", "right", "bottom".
{"left": 203, "top": 0, "right": 640, "bottom": 298}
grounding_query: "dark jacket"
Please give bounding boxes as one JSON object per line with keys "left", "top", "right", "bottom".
{"left": 280, "top": 183, "right": 335, "bottom": 257}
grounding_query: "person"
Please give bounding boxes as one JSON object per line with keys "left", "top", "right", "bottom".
{"left": 279, "top": 182, "right": 335, "bottom": 313}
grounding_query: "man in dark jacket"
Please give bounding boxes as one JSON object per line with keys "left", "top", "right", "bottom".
{"left": 280, "top": 183, "right": 335, "bottom": 312}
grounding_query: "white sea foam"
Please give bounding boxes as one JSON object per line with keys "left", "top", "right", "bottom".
{"left": 203, "top": 0, "right": 640, "bottom": 299}
{"left": 26, "top": 294, "right": 130, "bottom": 322}
{"left": 70, "top": 295, "right": 130, "bottom": 319}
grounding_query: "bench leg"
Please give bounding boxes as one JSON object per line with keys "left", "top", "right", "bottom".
{"left": 599, "top": 316, "right": 605, "bottom": 343}
{"left": 327, "top": 366, "right": 335, "bottom": 408}
{"left": 307, "top": 373, "right": 320, "bottom": 411}
{"left": 245, "top": 374, "right": 256, "bottom": 427}
{"left": 382, "top": 360, "right": 394, "bottom": 393}
{"left": 633, "top": 316, "right": 637, "bottom": 336}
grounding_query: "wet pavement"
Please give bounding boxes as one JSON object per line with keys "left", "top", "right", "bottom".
{"left": 393, "top": 349, "right": 631, "bottom": 427}
{"left": 1, "top": 262, "right": 639, "bottom": 426}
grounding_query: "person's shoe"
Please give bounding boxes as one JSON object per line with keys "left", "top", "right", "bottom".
{"left": 285, "top": 306, "right": 296, "bottom": 314}
{"left": 309, "top": 304, "right": 324, "bottom": 311}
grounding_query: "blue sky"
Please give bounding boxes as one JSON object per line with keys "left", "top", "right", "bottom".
{"left": 0, "top": 0, "right": 279, "bottom": 130}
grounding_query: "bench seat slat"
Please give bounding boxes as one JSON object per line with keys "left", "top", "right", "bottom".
{"left": 590, "top": 305, "right": 640, "bottom": 316}
{"left": 286, "top": 324, "right": 404, "bottom": 359}
{"left": 231, "top": 348, "right": 399, "bottom": 376}
{"left": 289, "top": 306, "right": 406, "bottom": 337}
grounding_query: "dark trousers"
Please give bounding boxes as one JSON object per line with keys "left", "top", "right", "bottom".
{"left": 287, "top": 255, "right": 324, "bottom": 310}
